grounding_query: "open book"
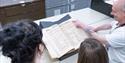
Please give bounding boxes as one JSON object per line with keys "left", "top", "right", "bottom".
{"left": 42, "top": 19, "right": 88, "bottom": 59}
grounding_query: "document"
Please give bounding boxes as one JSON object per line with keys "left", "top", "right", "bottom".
{"left": 42, "top": 20, "right": 88, "bottom": 59}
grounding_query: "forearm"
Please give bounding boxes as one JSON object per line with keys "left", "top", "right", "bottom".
{"left": 83, "top": 27, "right": 108, "bottom": 45}
{"left": 90, "top": 32, "right": 108, "bottom": 45}
{"left": 93, "top": 23, "right": 112, "bottom": 32}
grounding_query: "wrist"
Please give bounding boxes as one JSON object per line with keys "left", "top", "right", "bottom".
{"left": 92, "top": 27, "right": 99, "bottom": 32}
{"left": 93, "top": 29, "right": 98, "bottom": 32}
{"left": 84, "top": 26, "right": 94, "bottom": 33}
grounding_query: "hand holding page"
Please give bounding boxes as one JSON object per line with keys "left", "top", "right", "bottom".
{"left": 42, "top": 19, "right": 88, "bottom": 59}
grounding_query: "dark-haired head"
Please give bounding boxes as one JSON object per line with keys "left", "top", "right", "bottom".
{"left": 0, "top": 20, "right": 44, "bottom": 63}
{"left": 78, "top": 38, "right": 109, "bottom": 63}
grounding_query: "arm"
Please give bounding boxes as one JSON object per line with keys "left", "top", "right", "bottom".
{"left": 73, "top": 20, "right": 112, "bottom": 32}
{"left": 93, "top": 23, "right": 112, "bottom": 32}
{"left": 73, "top": 21, "right": 109, "bottom": 45}
{"left": 89, "top": 32, "right": 108, "bottom": 45}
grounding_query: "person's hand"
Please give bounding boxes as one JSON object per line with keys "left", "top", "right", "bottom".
{"left": 72, "top": 20, "right": 95, "bottom": 33}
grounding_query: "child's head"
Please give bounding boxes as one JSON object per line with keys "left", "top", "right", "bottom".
{"left": 0, "top": 20, "right": 44, "bottom": 63}
{"left": 78, "top": 38, "right": 109, "bottom": 63}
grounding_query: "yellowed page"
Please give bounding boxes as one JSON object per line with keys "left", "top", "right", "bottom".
{"left": 43, "top": 24, "right": 73, "bottom": 58}
{"left": 59, "top": 21, "right": 88, "bottom": 49}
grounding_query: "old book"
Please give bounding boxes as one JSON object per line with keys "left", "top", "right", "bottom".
{"left": 42, "top": 20, "right": 88, "bottom": 59}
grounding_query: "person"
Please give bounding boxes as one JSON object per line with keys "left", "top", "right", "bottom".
{"left": 78, "top": 38, "right": 109, "bottom": 63}
{"left": 0, "top": 20, "right": 45, "bottom": 63}
{"left": 74, "top": 0, "right": 125, "bottom": 63}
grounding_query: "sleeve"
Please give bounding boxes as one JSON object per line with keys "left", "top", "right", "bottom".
{"left": 105, "top": 28, "right": 125, "bottom": 48}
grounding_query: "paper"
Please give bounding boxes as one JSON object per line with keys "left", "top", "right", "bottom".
{"left": 42, "top": 20, "right": 88, "bottom": 59}
{"left": 59, "top": 21, "right": 88, "bottom": 49}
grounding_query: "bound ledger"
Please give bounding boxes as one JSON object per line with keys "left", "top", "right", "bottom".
{"left": 42, "top": 19, "right": 88, "bottom": 59}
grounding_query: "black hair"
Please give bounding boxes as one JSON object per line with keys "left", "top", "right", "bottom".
{"left": 0, "top": 20, "right": 44, "bottom": 63}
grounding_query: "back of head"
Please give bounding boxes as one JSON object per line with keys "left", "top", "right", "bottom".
{"left": 78, "top": 38, "right": 109, "bottom": 63}
{"left": 0, "top": 19, "right": 44, "bottom": 63}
